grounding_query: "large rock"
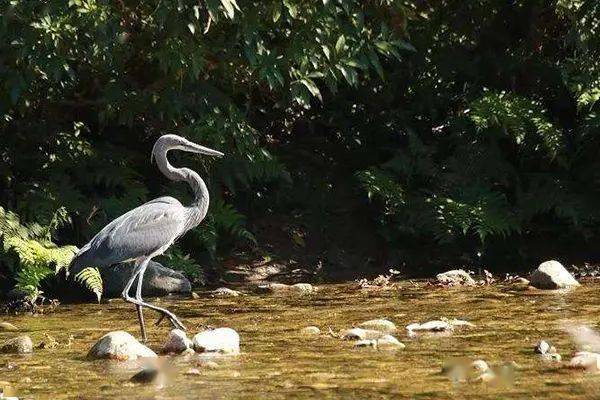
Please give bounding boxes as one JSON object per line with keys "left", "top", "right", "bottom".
{"left": 102, "top": 261, "right": 191, "bottom": 298}
{"left": 529, "top": 260, "right": 579, "bottom": 290}
{"left": 87, "top": 331, "right": 157, "bottom": 361}
{"left": 436, "top": 269, "right": 476, "bottom": 286}
{"left": 161, "top": 329, "right": 193, "bottom": 354}
{"left": 192, "top": 328, "right": 240, "bottom": 354}
{"left": 0, "top": 335, "right": 33, "bottom": 354}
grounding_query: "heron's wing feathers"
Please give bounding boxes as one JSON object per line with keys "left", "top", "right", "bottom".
{"left": 71, "top": 198, "right": 186, "bottom": 272}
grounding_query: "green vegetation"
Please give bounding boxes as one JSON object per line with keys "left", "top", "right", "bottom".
{"left": 1, "top": 0, "right": 599, "bottom": 295}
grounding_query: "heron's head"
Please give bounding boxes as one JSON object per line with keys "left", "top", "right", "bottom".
{"left": 151, "top": 134, "right": 224, "bottom": 163}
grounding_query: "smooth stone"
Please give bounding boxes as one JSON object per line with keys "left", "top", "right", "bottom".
{"left": 568, "top": 352, "right": 600, "bottom": 371}
{"left": 87, "top": 331, "right": 157, "bottom": 361}
{"left": 529, "top": 260, "right": 579, "bottom": 290}
{"left": 357, "top": 319, "right": 397, "bottom": 333}
{"left": 300, "top": 326, "right": 321, "bottom": 335}
{"left": 407, "top": 320, "right": 453, "bottom": 332}
{"left": 211, "top": 287, "right": 242, "bottom": 297}
{"left": 161, "top": 329, "right": 193, "bottom": 354}
{"left": 436, "top": 269, "right": 476, "bottom": 286}
{"left": 258, "top": 283, "right": 315, "bottom": 295}
{"left": 130, "top": 367, "right": 159, "bottom": 383}
{"left": 0, "top": 322, "right": 19, "bottom": 331}
{"left": 102, "top": 261, "right": 191, "bottom": 298}
{"left": 341, "top": 328, "right": 386, "bottom": 340}
{"left": 192, "top": 328, "right": 240, "bottom": 354}
{"left": 0, "top": 335, "right": 33, "bottom": 354}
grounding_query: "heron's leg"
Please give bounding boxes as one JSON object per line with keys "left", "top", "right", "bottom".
{"left": 134, "top": 259, "right": 147, "bottom": 342}
{"left": 121, "top": 261, "right": 147, "bottom": 342}
{"left": 129, "top": 259, "right": 186, "bottom": 331}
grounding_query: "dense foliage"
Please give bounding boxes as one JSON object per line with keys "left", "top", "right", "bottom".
{"left": 1, "top": 0, "right": 599, "bottom": 295}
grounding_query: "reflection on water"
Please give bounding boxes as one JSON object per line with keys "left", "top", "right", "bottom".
{"left": 1, "top": 282, "right": 600, "bottom": 399}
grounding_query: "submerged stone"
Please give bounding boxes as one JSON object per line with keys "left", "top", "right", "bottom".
{"left": 192, "top": 328, "right": 240, "bottom": 354}
{"left": 87, "top": 331, "right": 157, "bottom": 361}
{"left": 0, "top": 335, "right": 33, "bottom": 354}
{"left": 300, "top": 326, "right": 321, "bottom": 335}
{"left": 529, "top": 260, "right": 579, "bottom": 290}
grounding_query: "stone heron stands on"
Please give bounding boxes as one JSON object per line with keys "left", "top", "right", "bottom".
{"left": 69, "top": 134, "right": 223, "bottom": 341}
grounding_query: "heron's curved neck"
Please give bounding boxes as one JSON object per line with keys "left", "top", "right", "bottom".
{"left": 155, "top": 147, "right": 209, "bottom": 230}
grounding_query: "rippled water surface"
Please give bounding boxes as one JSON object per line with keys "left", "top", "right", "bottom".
{"left": 2, "top": 282, "right": 600, "bottom": 399}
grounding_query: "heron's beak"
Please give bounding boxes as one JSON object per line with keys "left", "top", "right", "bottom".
{"left": 185, "top": 142, "right": 224, "bottom": 157}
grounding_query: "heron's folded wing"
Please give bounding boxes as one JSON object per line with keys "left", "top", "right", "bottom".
{"left": 82, "top": 202, "right": 186, "bottom": 267}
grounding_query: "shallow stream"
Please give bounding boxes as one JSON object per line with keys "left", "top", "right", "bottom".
{"left": 1, "top": 282, "right": 600, "bottom": 399}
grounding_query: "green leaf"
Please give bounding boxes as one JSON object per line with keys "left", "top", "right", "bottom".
{"left": 335, "top": 35, "right": 346, "bottom": 54}
{"left": 368, "top": 49, "right": 384, "bottom": 79}
{"left": 301, "top": 78, "right": 322, "bottom": 101}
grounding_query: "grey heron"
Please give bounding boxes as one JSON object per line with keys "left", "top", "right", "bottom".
{"left": 69, "top": 134, "right": 223, "bottom": 341}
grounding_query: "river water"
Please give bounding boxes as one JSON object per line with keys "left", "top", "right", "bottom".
{"left": 1, "top": 282, "right": 600, "bottom": 399}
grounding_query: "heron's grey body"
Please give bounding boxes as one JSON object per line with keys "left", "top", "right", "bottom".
{"left": 69, "top": 134, "right": 223, "bottom": 341}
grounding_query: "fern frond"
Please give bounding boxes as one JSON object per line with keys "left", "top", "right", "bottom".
{"left": 75, "top": 267, "right": 103, "bottom": 302}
